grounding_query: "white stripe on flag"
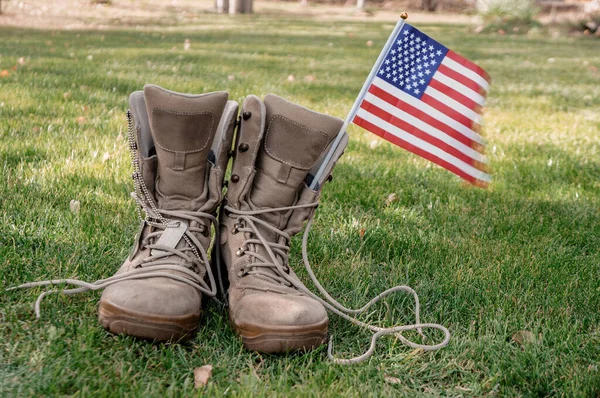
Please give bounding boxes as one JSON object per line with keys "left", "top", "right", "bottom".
{"left": 372, "top": 77, "right": 485, "bottom": 145}
{"left": 424, "top": 86, "right": 484, "bottom": 125}
{"left": 363, "top": 92, "right": 486, "bottom": 163}
{"left": 356, "top": 108, "right": 491, "bottom": 182}
{"left": 442, "top": 57, "right": 490, "bottom": 93}
{"left": 433, "top": 72, "right": 486, "bottom": 106}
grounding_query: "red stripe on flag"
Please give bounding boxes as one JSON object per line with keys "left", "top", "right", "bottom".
{"left": 353, "top": 115, "right": 487, "bottom": 186}
{"left": 429, "top": 78, "right": 480, "bottom": 112}
{"left": 438, "top": 64, "right": 486, "bottom": 96}
{"left": 368, "top": 84, "right": 481, "bottom": 151}
{"left": 359, "top": 99, "right": 477, "bottom": 167}
{"left": 421, "top": 93, "right": 480, "bottom": 130}
{"left": 447, "top": 50, "right": 491, "bottom": 83}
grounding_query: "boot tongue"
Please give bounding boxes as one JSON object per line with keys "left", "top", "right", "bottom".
{"left": 144, "top": 85, "right": 228, "bottom": 211}
{"left": 249, "top": 94, "right": 343, "bottom": 229}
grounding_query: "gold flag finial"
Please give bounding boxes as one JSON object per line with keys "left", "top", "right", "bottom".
{"left": 400, "top": 12, "right": 408, "bottom": 20}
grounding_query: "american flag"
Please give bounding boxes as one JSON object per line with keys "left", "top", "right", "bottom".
{"left": 353, "top": 22, "right": 491, "bottom": 187}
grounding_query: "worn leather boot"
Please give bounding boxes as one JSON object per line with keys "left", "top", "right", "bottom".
{"left": 216, "top": 94, "right": 347, "bottom": 353}
{"left": 98, "top": 85, "right": 238, "bottom": 341}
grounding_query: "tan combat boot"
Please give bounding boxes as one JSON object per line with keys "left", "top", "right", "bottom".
{"left": 97, "top": 85, "right": 238, "bottom": 341}
{"left": 216, "top": 94, "right": 347, "bottom": 353}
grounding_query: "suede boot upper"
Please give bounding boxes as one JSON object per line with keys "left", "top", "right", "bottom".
{"left": 219, "top": 94, "right": 346, "bottom": 352}
{"left": 97, "top": 85, "right": 237, "bottom": 341}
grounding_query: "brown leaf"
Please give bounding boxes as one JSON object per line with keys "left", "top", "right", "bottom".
{"left": 384, "top": 375, "right": 401, "bottom": 385}
{"left": 385, "top": 193, "right": 397, "bottom": 206}
{"left": 511, "top": 330, "right": 536, "bottom": 346}
{"left": 287, "top": 75, "right": 295, "bottom": 82}
{"left": 18, "top": 57, "right": 26, "bottom": 66}
{"left": 0, "top": 70, "right": 9, "bottom": 78}
{"left": 76, "top": 116, "right": 86, "bottom": 124}
{"left": 359, "top": 228, "right": 366, "bottom": 238}
{"left": 69, "top": 200, "right": 81, "bottom": 215}
{"left": 303, "top": 75, "right": 316, "bottom": 82}
{"left": 194, "top": 365, "right": 213, "bottom": 388}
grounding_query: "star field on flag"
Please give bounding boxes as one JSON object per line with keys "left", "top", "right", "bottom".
{"left": 353, "top": 22, "right": 492, "bottom": 187}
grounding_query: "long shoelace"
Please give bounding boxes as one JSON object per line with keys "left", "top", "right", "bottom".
{"left": 6, "top": 204, "right": 219, "bottom": 318}
{"left": 7, "top": 110, "right": 219, "bottom": 317}
{"left": 223, "top": 204, "right": 451, "bottom": 365}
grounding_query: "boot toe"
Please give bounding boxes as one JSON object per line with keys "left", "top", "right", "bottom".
{"left": 231, "top": 292, "right": 328, "bottom": 353}
{"left": 99, "top": 277, "right": 201, "bottom": 341}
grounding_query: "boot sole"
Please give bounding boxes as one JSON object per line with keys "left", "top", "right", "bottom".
{"left": 232, "top": 317, "right": 328, "bottom": 354}
{"left": 98, "top": 300, "right": 199, "bottom": 342}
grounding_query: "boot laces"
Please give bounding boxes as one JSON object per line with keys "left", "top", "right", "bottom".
{"left": 7, "top": 110, "right": 219, "bottom": 317}
{"left": 224, "top": 203, "right": 451, "bottom": 365}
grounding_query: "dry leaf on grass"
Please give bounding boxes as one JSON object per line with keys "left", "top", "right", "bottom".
{"left": 0, "top": 70, "right": 10, "bottom": 78}
{"left": 385, "top": 193, "right": 397, "bottom": 206}
{"left": 512, "top": 330, "right": 536, "bottom": 347}
{"left": 69, "top": 200, "right": 81, "bottom": 214}
{"left": 194, "top": 365, "right": 213, "bottom": 388}
{"left": 384, "top": 375, "right": 401, "bottom": 385}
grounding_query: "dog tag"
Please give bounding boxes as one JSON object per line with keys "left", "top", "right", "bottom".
{"left": 151, "top": 221, "right": 187, "bottom": 257}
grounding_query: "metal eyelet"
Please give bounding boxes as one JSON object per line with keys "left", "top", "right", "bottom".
{"left": 199, "top": 225, "right": 209, "bottom": 237}
{"left": 236, "top": 247, "right": 245, "bottom": 256}
{"left": 237, "top": 267, "right": 245, "bottom": 277}
{"left": 232, "top": 221, "right": 244, "bottom": 234}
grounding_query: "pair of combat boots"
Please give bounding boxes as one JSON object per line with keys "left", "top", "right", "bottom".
{"left": 98, "top": 85, "right": 347, "bottom": 354}
{"left": 13, "top": 85, "right": 449, "bottom": 363}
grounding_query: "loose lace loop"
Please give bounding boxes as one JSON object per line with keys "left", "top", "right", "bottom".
{"left": 7, "top": 110, "right": 220, "bottom": 317}
{"left": 223, "top": 203, "right": 451, "bottom": 364}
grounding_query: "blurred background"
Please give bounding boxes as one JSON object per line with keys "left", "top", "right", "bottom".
{"left": 1, "top": 0, "right": 599, "bottom": 36}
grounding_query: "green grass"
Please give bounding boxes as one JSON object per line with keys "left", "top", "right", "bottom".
{"left": 1, "top": 14, "right": 600, "bottom": 397}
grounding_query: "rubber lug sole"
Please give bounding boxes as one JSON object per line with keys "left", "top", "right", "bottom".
{"left": 98, "top": 300, "right": 199, "bottom": 342}
{"left": 232, "top": 316, "right": 328, "bottom": 354}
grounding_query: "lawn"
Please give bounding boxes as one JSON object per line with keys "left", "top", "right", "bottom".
{"left": 1, "top": 8, "right": 600, "bottom": 397}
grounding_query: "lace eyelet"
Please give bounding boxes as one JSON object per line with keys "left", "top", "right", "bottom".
{"left": 237, "top": 267, "right": 245, "bottom": 277}
{"left": 236, "top": 247, "right": 245, "bottom": 256}
{"left": 199, "top": 225, "right": 209, "bottom": 237}
{"left": 232, "top": 222, "right": 244, "bottom": 234}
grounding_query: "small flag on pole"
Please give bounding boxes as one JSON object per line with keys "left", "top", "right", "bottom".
{"left": 353, "top": 21, "right": 491, "bottom": 187}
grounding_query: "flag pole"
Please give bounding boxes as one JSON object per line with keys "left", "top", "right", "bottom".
{"left": 310, "top": 13, "right": 409, "bottom": 190}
